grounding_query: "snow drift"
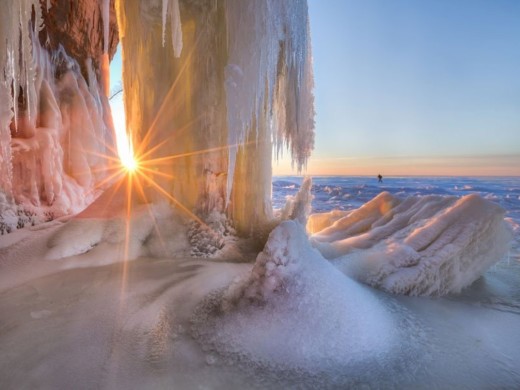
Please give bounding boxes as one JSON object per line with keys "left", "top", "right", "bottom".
{"left": 310, "top": 192, "right": 513, "bottom": 296}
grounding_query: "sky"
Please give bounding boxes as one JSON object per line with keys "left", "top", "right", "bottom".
{"left": 111, "top": 0, "right": 520, "bottom": 177}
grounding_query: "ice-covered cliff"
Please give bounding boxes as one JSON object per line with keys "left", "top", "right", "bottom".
{"left": 0, "top": 0, "right": 119, "bottom": 232}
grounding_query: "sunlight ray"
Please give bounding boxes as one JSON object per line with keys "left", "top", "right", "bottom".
{"left": 140, "top": 141, "right": 254, "bottom": 166}
{"left": 134, "top": 177, "right": 169, "bottom": 254}
{"left": 139, "top": 173, "right": 207, "bottom": 228}
{"left": 137, "top": 166, "right": 175, "bottom": 179}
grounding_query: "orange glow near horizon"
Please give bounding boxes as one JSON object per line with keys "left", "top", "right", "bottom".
{"left": 273, "top": 154, "right": 520, "bottom": 177}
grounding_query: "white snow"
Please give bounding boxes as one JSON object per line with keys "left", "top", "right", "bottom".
{"left": 44, "top": 183, "right": 190, "bottom": 264}
{"left": 194, "top": 219, "right": 396, "bottom": 372}
{"left": 1, "top": 205, "right": 518, "bottom": 388}
{"left": 0, "top": 176, "right": 519, "bottom": 387}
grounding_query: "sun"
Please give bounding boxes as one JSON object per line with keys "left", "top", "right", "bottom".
{"left": 118, "top": 136, "right": 138, "bottom": 173}
{"left": 113, "top": 112, "right": 139, "bottom": 173}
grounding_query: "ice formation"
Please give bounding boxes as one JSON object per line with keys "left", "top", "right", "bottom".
{"left": 194, "top": 219, "right": 397, "bottom": 372}
{"left": 310, "top": 192, "right": 513, "bottom": 296}
{"left": 116, "top": 0, "right": 314, "bottom": 235}
{"left": 279, "top": 176, "right": 313, "bottom": 224}
{"left": 0, "top": 1, "right": 116, "bottom": 233}
{"left": 1, "top": 1, "right": 520, "bottom": 388}
{"left": 161, "top": 0, "right": 183, "bottom": 56}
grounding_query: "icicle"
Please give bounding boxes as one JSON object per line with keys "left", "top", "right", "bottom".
{"left": 161, "top": 0, "right": 183, "bottom": 57}
{"left": 100, "top": 0, "right": 111, "bottom": 96}
{"left": 102, "top": 0, "right": 110, "bottom": 53}
{"left": 162, "top": 0, "right": 168, "bottom": 47}
{"left": 223, "top": 0, "right": 315, "bottom": 205}
{"left": 170, "top": 0, "right": 183, "bottom": 57}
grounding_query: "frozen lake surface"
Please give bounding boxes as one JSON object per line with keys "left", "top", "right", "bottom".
{"left": 274, "top": 175, "right": 520, "bottom": 259}
{"left": 0, "top": 176, "right": 519, "bottom": 389}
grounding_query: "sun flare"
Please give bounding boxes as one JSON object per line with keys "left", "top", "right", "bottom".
{"left": 118, "top": 135, "right": 138, "bottom": 173}
{"left": 113, "top": 112, "right": 138, "bottom": 173}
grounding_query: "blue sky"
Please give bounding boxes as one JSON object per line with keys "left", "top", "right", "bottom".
{"left": 111, "top": 0, "right": 520, "bottom": 176}
{"left": 296, "top": 0, "right": 520, "bottom": 175}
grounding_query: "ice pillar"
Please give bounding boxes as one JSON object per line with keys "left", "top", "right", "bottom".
{"left": 116, "top": 0, "right": 314, "bottom": 236}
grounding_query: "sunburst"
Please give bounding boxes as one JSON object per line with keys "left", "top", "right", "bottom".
{"left": 83, "top": 34, "right": 258, "bottom": 302}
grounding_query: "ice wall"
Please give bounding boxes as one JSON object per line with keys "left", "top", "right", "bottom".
{"left": 116, "top": 0, "right": 314, "bottom": 236}
{"left": 0, "top": 1, "right": 116, "bottom": 232}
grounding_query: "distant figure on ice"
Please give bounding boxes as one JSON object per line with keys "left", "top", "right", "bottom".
{"left": 378, "top": 174, "right": 383, "bottom": 183}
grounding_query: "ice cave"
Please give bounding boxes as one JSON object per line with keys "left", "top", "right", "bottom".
{"left": 1, "top": 0, "right": 519, "bottom": 389}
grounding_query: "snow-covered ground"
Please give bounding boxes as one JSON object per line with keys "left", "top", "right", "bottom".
{"left": 0, "top": 176, "right": 519, "bottom": 389}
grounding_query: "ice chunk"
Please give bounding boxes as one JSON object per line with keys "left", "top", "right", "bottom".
{"left": 307, "top": 209, "right": 350, "bottom": 235}
{"left": 280, "top": 176, "right": 313, "bottom": 224}
{"left": 311, "top": 193, "right": 513, "bottom": 296}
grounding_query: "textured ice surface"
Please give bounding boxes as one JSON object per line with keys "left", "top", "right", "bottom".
{"left": 224, "top": 0, "right": 314, "bottom": 186}
{"left": 311, "top": 192, "right": 512, "bottom": 295}
{"left": 279, "top": 176, "right": 313, "bottom": 224}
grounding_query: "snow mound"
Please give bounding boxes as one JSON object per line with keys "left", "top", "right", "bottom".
{"left": 45, "top": 201, "right": 189, "bottom": 265}
{"left": 311, "top": 192, "right": 513, "bottom": 296}
{"left": 193, "top": 220, "right": 397, "bottom": 372}
{"left": 45, "top": 207, "right": 155, "bottom": 263}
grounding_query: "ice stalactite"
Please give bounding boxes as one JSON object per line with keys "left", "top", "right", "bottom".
{"left": 100, "top": 0, "right": 111, "bottom": 96}
{"left": 0, "top": 1, "right": 116, "bottom": 233}
{"left": 161, "top": 0, "right": 183, "bottom": 57}
{"left": 222, "top": 0, "right": 314, "bottom": 234}
{"left": 0, "top": 0, "right": 44, "bottom": 229}
{"left": 116, "top": 0, "right": 314, "bottom": 237}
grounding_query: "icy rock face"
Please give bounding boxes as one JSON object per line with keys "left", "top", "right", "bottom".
{"left": 311, "top": 192, "right": 513, "bottom": 296}
{"left": 40, "top": 0, "right": 119, "bottom": 79}
{"left": 0, "top": 1, "right": 117, "bottom": 230}
{"left": 116, "top": 0, "right": 314, "bottom": 236}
